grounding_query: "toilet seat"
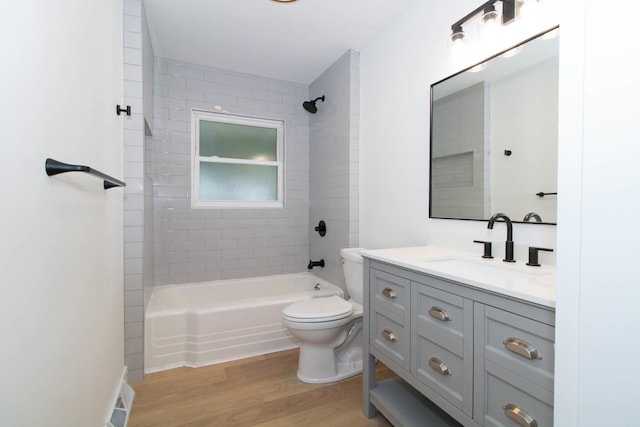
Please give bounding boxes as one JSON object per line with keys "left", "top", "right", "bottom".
{"left": 282, "top": 295, "right": 353, "bottom": 323}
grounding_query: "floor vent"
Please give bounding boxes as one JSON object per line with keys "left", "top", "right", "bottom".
{"left": 107, "top": 380, "right": 135, "bottom": 427}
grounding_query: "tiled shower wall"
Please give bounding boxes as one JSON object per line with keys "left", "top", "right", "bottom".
{"left": 308, "top": 50, "right": 360, "bottom": 291}
{"left": 122, "top": 0, "right": 154, "bottom": 383}
{"left": 150, "top": 59, "right": 311, "bottom": 285}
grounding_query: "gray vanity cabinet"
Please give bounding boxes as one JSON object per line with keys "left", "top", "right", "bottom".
{"left": 363, "top": 258, "right": 556, "bottom": 427}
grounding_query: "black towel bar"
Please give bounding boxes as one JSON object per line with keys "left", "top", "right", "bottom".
{"left": 45, "top": 158, "right": 126, "bottom": 190}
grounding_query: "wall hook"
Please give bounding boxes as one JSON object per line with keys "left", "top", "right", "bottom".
{"left": 116, "top": 105, "right": 131, "bottom": 116}
{"left": 314, "top": 220, "right": 327, "bottom": 237}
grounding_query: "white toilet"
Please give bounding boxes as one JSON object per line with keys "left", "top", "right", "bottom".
{"left": 282, "top": 247, "right": 365, "bottom": 383}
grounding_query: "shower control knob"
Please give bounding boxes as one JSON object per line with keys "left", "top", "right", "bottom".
{"left": 314, "top": 220, "right": 327, "bottom": 237}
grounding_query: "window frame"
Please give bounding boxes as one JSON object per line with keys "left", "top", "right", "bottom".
{"left": 191, "top": 109, "right": 284, "bottom": 209}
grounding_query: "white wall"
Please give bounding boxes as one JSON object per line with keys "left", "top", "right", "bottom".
{"left": 360, "top": 0, "right": 559, "bottom": 262}
{"left": 0, "top": 1, "right": 124, "bottom": 425}
{"left": 555, "top": 0, "right": 640, "bottom": 425}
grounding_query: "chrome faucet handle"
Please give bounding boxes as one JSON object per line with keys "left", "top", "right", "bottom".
{"left": 526, "top": 247, "right": 554, "bottom": 267}
{"left": 473, "top": 240, "right": 494, "bottom": 259}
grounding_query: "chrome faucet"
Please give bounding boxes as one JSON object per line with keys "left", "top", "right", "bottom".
{"left": 487, "top": 213, "right": 515, "bottom": 263}
{"left": 523, "top": 212, "right": 542, "bottom": 222}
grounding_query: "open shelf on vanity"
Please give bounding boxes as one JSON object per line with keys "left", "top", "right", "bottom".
{"left": 371, "top": 377, "right": 461, "bottom": 427}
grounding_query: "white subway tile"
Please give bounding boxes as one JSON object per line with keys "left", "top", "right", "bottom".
{"left": 124, "top": 31, "right": 142, "bottom": 49}
{"left": 124, "top": 14, "right": 141, "bottom": 32}
{"left": 124, "top": 321, "right": 143, "bottom": 339}
{"left": 124, "top": 0, "right": 141, "bottom": 17}
{"left": 124, "top": 47, "right": 142, "bottom": 66}
{"left": 124, "top": 274, "right": 143, "bottom": 291}
{"left": 124, "top": 290, "right": 143, "bottom": 308}
{"left": 168, "top": 63, "right": 205, "bottom": 80}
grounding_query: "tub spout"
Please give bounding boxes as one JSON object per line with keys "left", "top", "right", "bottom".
{"left": 308, "top": 259, "right": 325, "bottom": 269}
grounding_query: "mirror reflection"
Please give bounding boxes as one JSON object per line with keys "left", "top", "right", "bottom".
{"left": 430, "top": 27, "right": 559, "bottom": 224}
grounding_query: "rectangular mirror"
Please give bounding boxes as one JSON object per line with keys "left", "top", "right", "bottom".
{"left": 430, "top": 27, "right": 559, "bottom": 224}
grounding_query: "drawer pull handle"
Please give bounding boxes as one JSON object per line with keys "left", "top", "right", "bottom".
{"left": 382, "top": 288, "right": 397, "bottom": 299}
{"left": 428, "top": 357, "right": 451, "bottom": 375}
{"left": 382, "top": 329, "right": 397, "bottom": 342}
{"left": 503, "top": 337, "right": 542, "bottom": 360}
{"left": 503, "top": 403, "right": 538, "bottom": 427}
{"left": 428, "top": 306, "right": 451, "bottom": 322}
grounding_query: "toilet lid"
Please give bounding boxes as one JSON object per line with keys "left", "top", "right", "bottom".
{"left": 283, "top": 295, "right": 353, "bottom": 322}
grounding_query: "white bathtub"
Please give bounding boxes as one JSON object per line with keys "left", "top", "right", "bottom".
{"left": 144, "top": 272, "right": 343, "bottom": 373}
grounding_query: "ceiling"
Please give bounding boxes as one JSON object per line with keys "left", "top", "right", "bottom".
{"left": 143, "top": 0, "right": 421, "bottom": 85}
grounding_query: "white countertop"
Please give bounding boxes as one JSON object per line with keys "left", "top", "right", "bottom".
{"left": 361, "top": 246, "right": 556, "bottom": 308}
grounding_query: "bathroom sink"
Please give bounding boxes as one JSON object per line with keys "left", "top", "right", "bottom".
{"left": 417, "top": 257, "right": 550, "bottom": 282}
{"left": 361, "top": 246, "right": 556, "bottom": 307}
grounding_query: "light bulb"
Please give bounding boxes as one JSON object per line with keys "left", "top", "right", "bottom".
{"left": 480, "top": 4, "right": 501, "bottom": 51}
{"left": 450, "top": 26, "right": 466, "bottom": 61}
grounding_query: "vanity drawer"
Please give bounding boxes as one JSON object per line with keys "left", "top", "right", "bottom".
{"left": 415, "top": 334, "right": 470, "bottom": 414}
{"left": 371, "top": 310, "right": 410, "bottom": 370}
{"left": 483, "top": 305, "right": 555, "bottom": 390}
{"left": 483, "top": 364, "right": 553, "bottom": 427}
{"left": 414, "top": 282, "right": 467, "bottom": 349}
{"left": 371, "top": 268, "right": 410, "bottom": 326}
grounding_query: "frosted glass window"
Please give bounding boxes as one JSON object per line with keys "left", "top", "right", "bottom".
{"left": 199, "top": 163, "right": 278, "bottom": 201}
{"left": 191, "top": 110, "right": 284, "bottom": 208}
{"left": 199, "top": 121, "right": 277, "bottom": 160}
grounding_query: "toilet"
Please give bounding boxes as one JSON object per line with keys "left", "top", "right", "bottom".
{"left": 282, "top": 247, "right": 365, "bottom": 383}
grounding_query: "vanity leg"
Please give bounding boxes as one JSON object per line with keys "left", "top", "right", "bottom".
{"left": 362, "top": 259, "right": 376, "bottom": 418}
{"left": 363, "top": 352, "right": 376, "bottom": 417}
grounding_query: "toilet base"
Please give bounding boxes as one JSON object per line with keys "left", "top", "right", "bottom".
{"left": 297, "top": 357, "right": 363, "bottom": 384}
{"left": 295, "top": 328, "right": 363, "bottom": 384}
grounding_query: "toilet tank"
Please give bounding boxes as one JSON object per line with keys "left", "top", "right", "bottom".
{"left": 340, "top": 248, "right": 365, "bottom": 305}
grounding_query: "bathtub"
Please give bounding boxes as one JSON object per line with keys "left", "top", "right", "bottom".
{"left": 144, "top": 272, "right": 343, "bottom": 373}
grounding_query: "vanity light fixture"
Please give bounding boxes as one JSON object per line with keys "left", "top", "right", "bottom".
{"left": 451, "top": 0, "right": 515, "bottom": 43}
{"left": 451, "top": 0, "right": 516, "bottom": 53}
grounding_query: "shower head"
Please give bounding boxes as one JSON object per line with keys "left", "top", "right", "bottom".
{"left": 302, "top": 95, "right": 325, "bottom": 113}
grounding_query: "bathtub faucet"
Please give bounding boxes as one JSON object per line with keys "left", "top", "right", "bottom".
{"left": 308, "top": 259, "right": 325, "bottom": 269}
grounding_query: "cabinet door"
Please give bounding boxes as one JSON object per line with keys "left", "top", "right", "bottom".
{"left": 474, "top": 303, "right": 555, "bottom": 426}
{"left": 370, "top": 268, "right": 411, "bottom": 369}
{"left": 412, "top": 282, "right": 474, "bottom": 416}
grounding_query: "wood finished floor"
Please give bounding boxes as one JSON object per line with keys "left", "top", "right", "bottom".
{"left": 130, "top": 349, "right": 394, "bottom": 427}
